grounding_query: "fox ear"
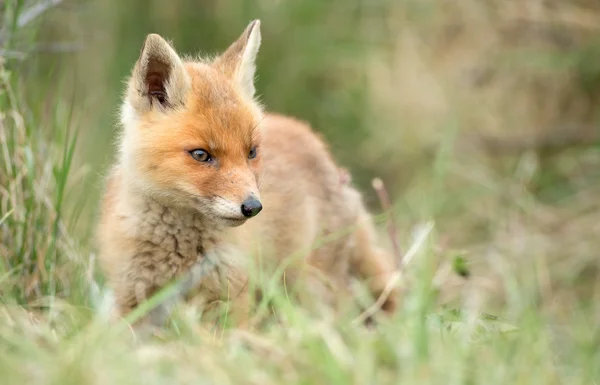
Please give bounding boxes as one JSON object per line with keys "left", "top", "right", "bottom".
{"left": 128, "top": 34, "right": 190, "bottom": 114}
{"left": 214, "top": 20, "right": 261, "bottom": 100}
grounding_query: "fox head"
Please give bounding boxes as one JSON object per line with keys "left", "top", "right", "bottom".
{"left": 119, "top": 20, "right": 264, "bottom": 227}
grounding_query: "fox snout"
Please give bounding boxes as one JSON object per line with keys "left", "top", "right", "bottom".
{"left": 206, "top": 169, "right": 262, "bottom": 224}
{"left": 219, "top": 169, "right": 262, "bottom": 220}
{"left": 241, "top": 197, "right": 262, "bottom": 218}
{"left": 208, "top": 193, "right": 262, "bottom": 227}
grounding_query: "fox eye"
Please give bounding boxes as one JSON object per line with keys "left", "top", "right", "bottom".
{"left": 248, "top": 146, "right": 258, "bottom": 160}
{"left": 189, "top": 149, "right": 212, "bottom": 162}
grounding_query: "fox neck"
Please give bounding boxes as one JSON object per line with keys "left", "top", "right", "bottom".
{"left": 115, "top": 173, "right": 227, "bottom": 252}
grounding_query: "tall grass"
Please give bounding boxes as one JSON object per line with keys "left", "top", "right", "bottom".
{"left": 0, "top": 0, "right": 88, "bottom": 305}
{"left": 0, "top": 223, "right": 596, "bottom": 384}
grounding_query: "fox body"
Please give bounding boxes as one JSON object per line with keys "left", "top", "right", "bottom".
{"left": 96, "top": 20, "right": 399, "bottom": 328}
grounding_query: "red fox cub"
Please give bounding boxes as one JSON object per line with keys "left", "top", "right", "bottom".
{"left": 96, "top": 20, "right": 399, "bottom": 328}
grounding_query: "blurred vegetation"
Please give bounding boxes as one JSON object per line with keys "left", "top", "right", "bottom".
{"left": 0, "top": 0, "right": 599, "bottom": 383}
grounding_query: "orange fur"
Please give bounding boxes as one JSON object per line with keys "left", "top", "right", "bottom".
{"left": 96, "top": 20, "right": 399, "bottom": 329}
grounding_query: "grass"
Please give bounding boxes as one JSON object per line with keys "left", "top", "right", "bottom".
{"left": 0, "top": 248, "right": 596, "bottom": 384}
{"left": 1, "top": 0, "right": 600, "bottom": 383}
{"left": 0, "top": 59, "right": 86, "bottom": 304}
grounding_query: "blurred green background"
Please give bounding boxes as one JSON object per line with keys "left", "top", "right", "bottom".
{"left": 2, "top": 0, "right": 600, "bottom": 311}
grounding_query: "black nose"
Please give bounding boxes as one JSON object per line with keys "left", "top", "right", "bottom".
{"left": 241, "top": 198, "right": 263, "bottom": 218}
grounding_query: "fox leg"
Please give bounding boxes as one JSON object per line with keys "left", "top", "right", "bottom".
{"left": 182, "top": 256, "right": 251, "bottom": 329}
{"left": 225, "top": 284, "right": 251, "bottom": 328}
{"left": 348, "top": 212, "right": 400, "bottom": 314}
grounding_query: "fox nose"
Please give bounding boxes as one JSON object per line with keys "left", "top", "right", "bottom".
{"left": 241, "top": 198, "right": 263, "bottom": 218}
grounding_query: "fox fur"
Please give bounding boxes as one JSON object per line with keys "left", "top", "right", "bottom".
{"left": 96, "top": 20, "right": 399, "bottom": 329}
